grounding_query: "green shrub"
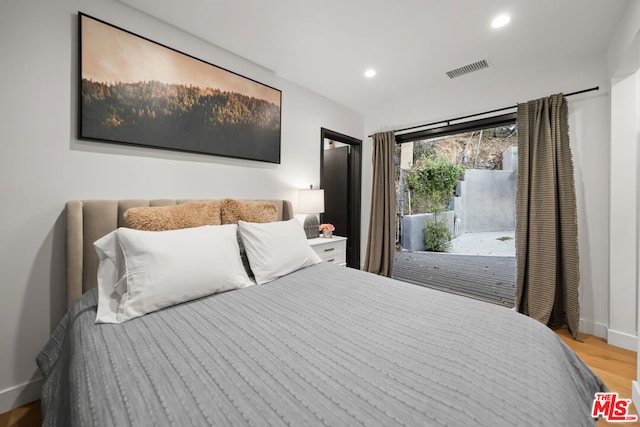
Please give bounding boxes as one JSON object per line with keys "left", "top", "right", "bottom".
{"left": 405, "top": 155, "right": 464, "bottom": 213}
{"left": 423, "top": 219, "right": 452, "bottom": 252}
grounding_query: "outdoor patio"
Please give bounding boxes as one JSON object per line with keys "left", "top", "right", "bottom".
{"left": 392, "top": 231, "right": 516, "bottom": 307}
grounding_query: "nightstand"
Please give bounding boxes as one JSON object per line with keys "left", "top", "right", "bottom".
{"left": 308, "top": 236, "right": 347, "bottom": 266}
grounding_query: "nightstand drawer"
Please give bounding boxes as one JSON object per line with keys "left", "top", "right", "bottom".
{"left": 314, "top": 243, "right": 345, "bottom": 263}
{"left": 308, "top": 236, "right": 347, "bottom": 266}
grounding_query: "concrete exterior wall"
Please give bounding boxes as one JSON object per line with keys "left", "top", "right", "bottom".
{"left": 457, "top": 170, "right": 516, "bottom": 233}
{"left": 401, "top": 211, "right": 455, "bottom": 251}
{"left": 403, "top": 168, "right": 516, "bottom": 251}
{"left": 502, "top": 146, "right": 518, "bottom": 171}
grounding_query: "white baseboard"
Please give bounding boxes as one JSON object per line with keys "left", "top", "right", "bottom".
{"left": 633, "top": 381, "right": 640, "bottom": 414}
{"left": 607, "top": 328, "right": 637, "bottom": 352}
{"left": 579, "top": 319, "right": 608, "bottom": 339}
{"left": 0, "top": 377, "right": 42, "bottom": 415}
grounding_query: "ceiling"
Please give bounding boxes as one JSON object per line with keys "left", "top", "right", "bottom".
{"left": 117, "top": 0, "right": 628, "bottom": 121}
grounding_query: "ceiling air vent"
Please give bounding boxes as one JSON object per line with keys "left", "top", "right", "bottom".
{"left": 446, "top": 59, "right": 489, "bottom": 79}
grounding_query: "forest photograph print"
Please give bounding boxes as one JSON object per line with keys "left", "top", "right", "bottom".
{"left": 79, "top": 13, "right": 281, "bottom": 163}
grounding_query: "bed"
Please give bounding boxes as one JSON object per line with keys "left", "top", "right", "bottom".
{"left": 37, "top": 198, "right": 606, "bottom": 426}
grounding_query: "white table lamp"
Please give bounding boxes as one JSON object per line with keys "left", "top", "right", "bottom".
{"left": 298, "top": 187, "right": 325, "bottom": 239}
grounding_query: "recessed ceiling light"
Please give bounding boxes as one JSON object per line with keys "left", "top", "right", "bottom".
{"left": 364, "top": 69, "right": 376, "bottom": 78}
{"left": 491, "top": 13, "right": 511, "bottom": 29}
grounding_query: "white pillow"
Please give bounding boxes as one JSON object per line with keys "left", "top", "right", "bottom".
{"left": 94, "top": 230, "right": 127, "bottom": 323}
{"left": 238, "top": 219, "right": 322, "bottom": 285}
{"left": 93, "top": 224, "right": 253, "bottom": 323}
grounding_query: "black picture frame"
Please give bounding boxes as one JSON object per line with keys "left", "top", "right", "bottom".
{"left": 78, "top": 13, "right": 282, "bottom": 163}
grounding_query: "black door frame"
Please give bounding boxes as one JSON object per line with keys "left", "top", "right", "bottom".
{"left": 320, "top": 127, "right": 362, "bottom": 269}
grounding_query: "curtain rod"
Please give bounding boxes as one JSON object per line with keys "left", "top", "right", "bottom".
{"left": 368, "top": 86, "right": 599, "bottom": 138}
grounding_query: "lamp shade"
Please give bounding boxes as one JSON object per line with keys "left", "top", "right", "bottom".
{"left": 298, "top": 189, "right": 325, "bottom": 214}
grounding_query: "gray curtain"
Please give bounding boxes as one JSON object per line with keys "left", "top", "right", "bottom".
{"left": 515, "top": 93, "right": 580, "bottom": 338}
{"left": 364, "top": 131, "right": 396, "bottom": 277}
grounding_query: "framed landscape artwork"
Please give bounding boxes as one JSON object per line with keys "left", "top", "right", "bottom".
{"left": 78, "top": 13, "right": 282, "bottom": 163}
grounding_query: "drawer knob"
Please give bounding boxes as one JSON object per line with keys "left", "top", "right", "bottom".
{"left": 324, "top": 247, "right": 335, "bottom": 252}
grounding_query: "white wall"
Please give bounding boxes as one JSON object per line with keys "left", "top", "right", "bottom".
{"left": 569, "top": 93, "right": 611, "bottom": 339}
{"left": 609, "top": 72, "right": 639, "bottom": 350}
{"left": 364, "top": 54, "right": 611, "bottom": 343}
{"left": 606, "top": 0, "right": 640, "bottom": 409}
{"left": 0, "top": 0, "right": 363, "bottom": 412}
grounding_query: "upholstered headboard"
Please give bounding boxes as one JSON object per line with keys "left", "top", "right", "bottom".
{"left": 65, "top": 199, "right": 293, "bottom": 307}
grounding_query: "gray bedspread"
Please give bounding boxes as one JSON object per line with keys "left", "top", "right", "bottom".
{"left": 38, "top": 262, "right": 606, "bottom": 426}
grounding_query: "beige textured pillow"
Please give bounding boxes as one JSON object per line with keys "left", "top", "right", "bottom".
{"left": 220, "top": 199, "right": 278, "bottom": 224}
{"left": 124, "top": 201, "right": 221, "bottom": 231}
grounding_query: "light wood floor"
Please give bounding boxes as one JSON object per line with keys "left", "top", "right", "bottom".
{"left": 0, "top": 401, "right": 40, "bottom": 427}
{"left": 0, "top": 330, "right": 637, "bottom": 426}
{"left": 556, "top": 329, "right": 639, "bottom": 426}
